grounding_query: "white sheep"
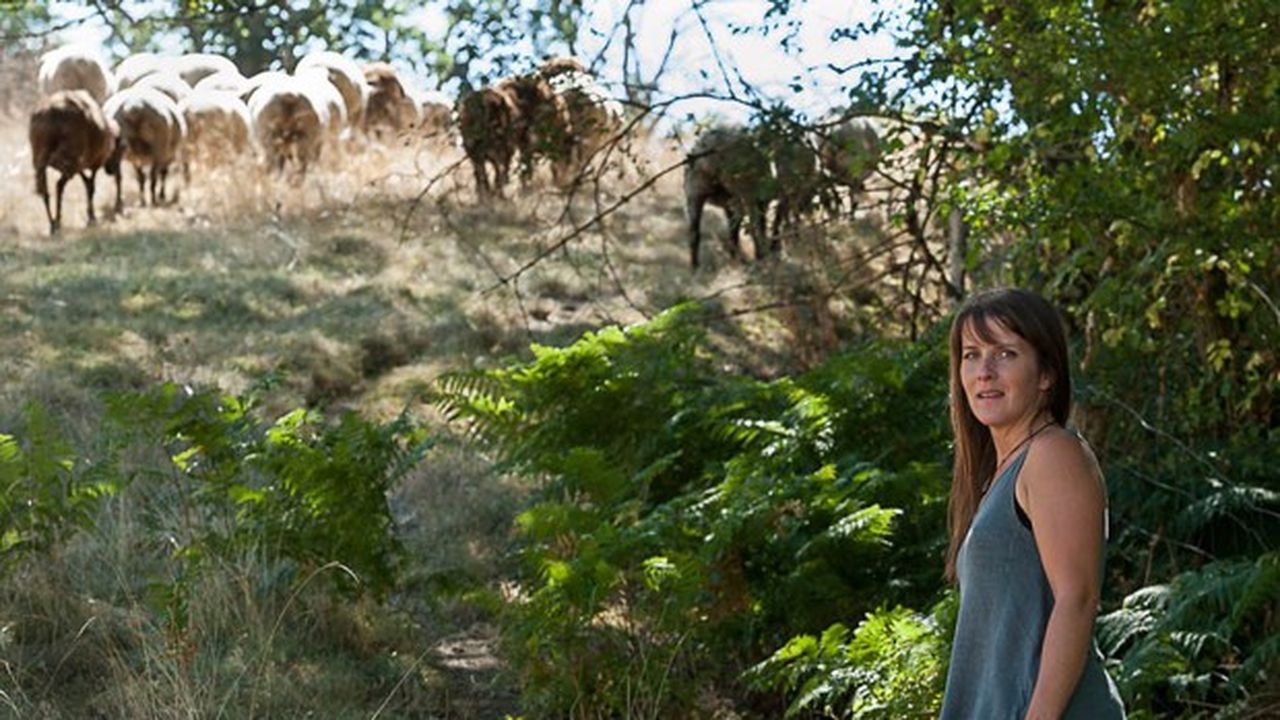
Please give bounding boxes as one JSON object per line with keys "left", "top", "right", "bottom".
{"left": 194, "top": 70, "right": 251, "bottom": 96}
{"left": 248, "top": 76, "right": 329, "bottom": 174}
{"left": 132, "top": 70, "right": 193, "bottom": 105}
{"left": 296, "top": 51, "right": 369, "bottom": 134}
{"left": 114, "top": 52, "right": 163, "bottom": 91}
{"left": 178, "top": 89, "right": 253, "bottom": 170}
{"left": 176, "top": 53, "right": 239, "bottom": 88}
{"left": 241, "top": 70, "right": 291, "bottom": 104}
{"left": 294, "top": 67, "right": 349, "bottom": 140}
{"left": 38, "top": 44, "right": 116, "bottom": 104}
{"left": 28, "top": 89, "right": 122, "bottom": 235}
{"left": 102, "top": 86, "right": 187, "bottom": 210}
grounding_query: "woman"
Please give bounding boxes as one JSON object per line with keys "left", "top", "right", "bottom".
{"left": 940, "top": 288, "right": 1125, "bottom": 719}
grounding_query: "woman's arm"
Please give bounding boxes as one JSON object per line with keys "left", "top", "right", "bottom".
{"left": 1018, "top": 430, "right": 1107, "bottom": 720}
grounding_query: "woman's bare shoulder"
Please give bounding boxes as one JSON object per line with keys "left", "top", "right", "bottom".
{"left": 1022, "top": 426, "right": 1104, "bottom": 494}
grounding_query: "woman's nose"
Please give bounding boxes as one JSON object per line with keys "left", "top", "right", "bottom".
{"left": 977, "top": 356, "right": 996, "bottom": 379}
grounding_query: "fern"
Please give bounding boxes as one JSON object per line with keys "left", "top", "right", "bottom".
{"left": 1100, "top": 552, "right": 1280, "bottom": 711}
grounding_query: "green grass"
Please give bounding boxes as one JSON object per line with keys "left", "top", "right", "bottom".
{"left": 0, "top": 106, "right": 902, "bottom": 716}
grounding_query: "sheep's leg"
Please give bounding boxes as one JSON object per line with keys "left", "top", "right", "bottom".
{"left": 149, "top": 165, "right": 160, "bottom": 206}
{"left": 114, "top": 169, "right": 123, "bottom": 214}
{"left": 725, "top": 205, "right": 745, "bottom": 261}
{"left": 471, "top": 156, "right": 489, "bottom": 200}
{"left": 494, "top": 155, "right": 511, "bottom": 199}
{"left": 53, "top": 170, "right": 72, "bottom": 235}
{"left": 134, "top": 165, "right": 146, "bottom": 206}
{"left": 36, "top": 165, "right": 56, "bottom": 234}
{"left": 81, "top": 170, "right": 97, "bottom": 226}
{"left": 751, "top": 200, "right": 772, "bottom": 261}
{"left": 687, "top": 196, "right": 705, "bottom": 269}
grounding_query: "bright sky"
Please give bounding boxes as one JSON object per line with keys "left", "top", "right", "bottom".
{"left": 49, "top": 0, "right": 909, "bottom": 127}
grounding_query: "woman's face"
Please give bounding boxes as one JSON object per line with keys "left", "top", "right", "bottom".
{"left": 959, "top": 318, "right": 1051, "bottom": 430}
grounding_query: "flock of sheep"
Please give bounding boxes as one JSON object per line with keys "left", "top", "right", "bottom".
{"left": 27, "top": 44, "right": 465, "bottom": 234}
{"left": 28, "top": 42, "right": 882, "bottom": 271}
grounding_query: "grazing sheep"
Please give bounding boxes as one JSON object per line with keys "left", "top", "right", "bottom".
{"left": 193, "top": 70, "right": 251, "bottom": 96}
{"left": 548, "top": 69, "right": 625, "bottom": 177}
{"left": 102, "top": 86, "right": 187, "bottom": 210}
{"left": 240, "top": 70, "right": 291, "bottom": 104}
{"left": 684, "top": 125, "right": 774, "bottom": 269}
{"left": 28, "top": 90, "right": 122, "bottom": 235}
{"left": 538, "top": 56, "right": 589, "bottom": 80}
{"left": 297, "top": 51, "right": 368, "bottom": 134}
{"left": 132, "top": 70, "right": 193, "bottom": 105}
{"left": 114, "top": 52, "right": 162, "bottom": 91}
{"left": 815, "top": 115, "right": 882, "bottom": 214}
{"left": 406, "top": 87, "right": 452, "bottom": 140}
{"left": 248, "top": 76, "right": 329, "bottom": 174}
{"left": 38, "top": 45, "right": 115, "bottom": 104}
{"left": 497, "top": 71, "right": 574, "bottom": 186}
{"left": 768, "top": 131, "right": 827, "bottom": 235}
{"left": 179, "top": 89, "right": 252, "bottom": 170}
{"left": 294, "top": 67, "right": 349, "bottom": 140}
{"left": 176, "top": 53, "right": 238, "bottom": 88}
{"left": 457, "top": 85, "right": 519, "bottom": 199}
{"left": 361, "top": 62, "right": 409, "bottom": 140}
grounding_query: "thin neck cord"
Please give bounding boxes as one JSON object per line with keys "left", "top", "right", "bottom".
{"left": 984, "top": 419, "right": 1056, "bottom": 494}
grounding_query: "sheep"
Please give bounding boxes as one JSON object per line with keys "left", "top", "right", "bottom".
{"left": 296, "top": 51, "right": 368, "bottom": 135}
{"left": 294, "top": 67, "right": 349, "bottom": 140}
{"left": 132, "top": 70, "right": 193, "bottom": 105}
{"left": 406, "top": 87, "right": 452, "bottom": 140}
{"left": 815, "top": 115, "right": 882, "bottom": 215}
{"left": 684, "top": 125, "right": 774, "bottom": 269}
{"left": 361, "top": 62, "right": 409, "bottom": 140}
{"left": 102, "top": 86, "right": 186, "bottom": 210}
{"left": 178, "top": 89, "right": 252, "bottom": 171}
{"left": 38, "top": 45, "right": 115, "bottom": 104}
{"left": 193, "top": 70, "right": 251, "bottom": 97}
{"left": 538, "top": 56, "right": 589, "bottom": 80}
{"left": 114, "top": 52, "right": 162, "bottom": 91}
{"left": 240, "top": 70, "right": 291, "bottom": 104}
{"left": 497, "top": 71, "right": 574, "bottom": 186}
{"left": 176, "top": 53, "right": 238, "bottom": 88}
{"left": 766, "top": 130, "right": 828, "bottom": 235}
{"left": 28, "top": 90, "right": 122, "bottom": 235}
{"left": 248, "top": 76, "right": 329, "bottom": 174}
{"left": 548, "top": 69, "right": 625, "bottom": 177}
{"left": 457, "top": 85, "right": 519, "bottom": 199}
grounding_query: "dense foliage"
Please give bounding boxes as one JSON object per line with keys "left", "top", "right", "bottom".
{"left": 1, "top": 383, "right": 427, "bottom": 611}
{"left": 436, "top": 305, "right": 954, "bottom": 716}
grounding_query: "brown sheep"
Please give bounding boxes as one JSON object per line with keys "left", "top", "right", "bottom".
{"left": 815, "top": 115, "right": 882, "bottom": 215}
{"left": 457, "top": 86, "right": 519, "bottom": 199}
{"left": 496, "top": 71, "right": 574, "bottom": 186}
{"left": 684, "top": 125, "right": 774, "bottom": 269}
{"left": 548, "top": 69, "right": 625, "bottom": 177}
{"left": 362, "top": 62, "right": 408, "bottom": 140}
{"left": 29, "top": 90, "right": 122, "bottom": 235}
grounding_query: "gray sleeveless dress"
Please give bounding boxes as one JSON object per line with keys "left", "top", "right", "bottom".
{"left": 940, "top": 448, "right": 1125, "bottom": 719}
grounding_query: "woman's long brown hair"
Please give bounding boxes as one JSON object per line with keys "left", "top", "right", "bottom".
{"left": 944, "top": 288, "right": 1072, "bottom": 583}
